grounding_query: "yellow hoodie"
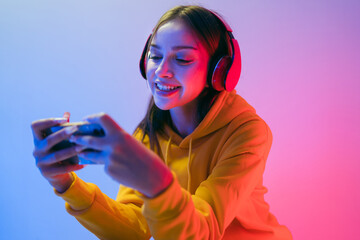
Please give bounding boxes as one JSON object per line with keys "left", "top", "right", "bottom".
{"left": 55, "top": 90, "right": 292, "bottom": 240}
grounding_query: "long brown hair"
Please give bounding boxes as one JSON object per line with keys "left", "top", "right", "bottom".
{"left": 135, "top": 5, "right": 231, "bottom": 155}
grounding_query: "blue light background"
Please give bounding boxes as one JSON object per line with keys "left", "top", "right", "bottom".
{"left": 1, "top": 0, "right": 359, "bottom": 239}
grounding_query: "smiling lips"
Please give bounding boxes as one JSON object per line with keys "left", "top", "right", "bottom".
{"left": 155, "top": 82, "right": 181, "bottom": 92}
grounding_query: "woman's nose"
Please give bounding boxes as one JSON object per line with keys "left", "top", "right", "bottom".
{"left": 155, "top": 57, "right": 173, "bottom": 78}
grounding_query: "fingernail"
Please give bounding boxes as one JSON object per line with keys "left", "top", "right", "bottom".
{"left": 63, "top": 112, "right": 70, "bottom": 121}
{"left": 65, "top": 126, "right": 78, "bottom": 134}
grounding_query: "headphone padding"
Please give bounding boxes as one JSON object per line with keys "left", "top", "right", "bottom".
{"left": 212, "top": 56, "right": 232, "bottom": 91}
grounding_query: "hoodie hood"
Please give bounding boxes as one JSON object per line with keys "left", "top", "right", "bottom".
{"left": 163, "top": 90, "right": 256, "bottom": 148}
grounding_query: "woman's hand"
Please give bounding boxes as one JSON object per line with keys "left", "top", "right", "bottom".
{"left": 31, "top": 113, "right": 85, "bottom": 193}
{"left": 70, "top": 113, "right": 173, "bottom": 198}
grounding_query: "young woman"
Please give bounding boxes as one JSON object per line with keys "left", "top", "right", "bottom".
{"left": 31, "top": 5, "right": 292, "bottom": 240}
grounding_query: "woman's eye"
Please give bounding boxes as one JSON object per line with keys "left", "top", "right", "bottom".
{"left": 176, "top": 59, "right": 193, "bottom": 64}
{"left": 149, "top": 55, "right": 162, "bottom": 60}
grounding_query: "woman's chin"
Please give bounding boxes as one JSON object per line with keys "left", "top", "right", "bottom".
{"left": 154, "top": 101, "right": 174, "bottom": 111}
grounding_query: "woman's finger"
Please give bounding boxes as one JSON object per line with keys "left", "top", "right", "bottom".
{"left": 41, "top": 164, "right": 85, "bottom": 178}
{"left": 69, "top": 135, "right": 106, "bottom": 151}
{"left": 31, "top": 118, "right": 68, "bottom": 140}
{"left": 36, "top": 145, "right": 78, "bottom": 167}
{"left": 83, "top": 113, "right": 125, "bottom": 136}
{"left": 37, "top": 125, "right": 78, "bottom": 152}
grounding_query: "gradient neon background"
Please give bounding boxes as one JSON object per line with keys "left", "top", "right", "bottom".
{"left": 1, "top": 0, "right": 359, "bottom": 239}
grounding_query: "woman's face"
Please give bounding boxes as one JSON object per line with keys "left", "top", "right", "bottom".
{"left": 146, "top": 18, "right": 210, "bottom": 111}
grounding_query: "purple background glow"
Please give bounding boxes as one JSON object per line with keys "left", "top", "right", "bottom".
{"left": 1, "top": 0, "right": 359, "bottom": 239}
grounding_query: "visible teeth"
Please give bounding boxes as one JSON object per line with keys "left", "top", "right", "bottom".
{"left": 156, "top": 83, "right": 179, "bottom": 91}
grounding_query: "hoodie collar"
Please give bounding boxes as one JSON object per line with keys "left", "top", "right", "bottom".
{"left": 163, "top": 90, "right": 255, "bottom": 148}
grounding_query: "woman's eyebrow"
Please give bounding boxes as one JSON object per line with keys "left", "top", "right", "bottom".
{"left": 150, "top": 44, "right": 198, "bottom": 50}
{"left": 172, "top": 45, "right": 198, "bottom": 50}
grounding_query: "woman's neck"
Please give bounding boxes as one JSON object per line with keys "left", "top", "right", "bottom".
{"left": 169, "top": 103, "right": 199, "bottom": 138}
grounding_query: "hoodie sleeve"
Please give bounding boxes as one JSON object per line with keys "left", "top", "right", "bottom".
{"left": 136, "top": 118, "right": 273, "bottom": 239}
{"left": 54, "top": 129, "right": 154, "bottom": 240}
{"left": 54, "top": 173, "right": 151, "bottom": 240}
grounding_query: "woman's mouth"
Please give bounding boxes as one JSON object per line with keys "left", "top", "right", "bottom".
{"left": 155, "top": 82, "right": 181, "bottom": 96}
{"left": 155, "top": 82, "right": 180, "bottom": 92}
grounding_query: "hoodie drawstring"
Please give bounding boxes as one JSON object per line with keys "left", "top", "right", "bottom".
{"left": 187, "top": 138, "right": 193, "bottom": 192}
{"left": 165, "top": 136, "right": 172, "bottom": 166}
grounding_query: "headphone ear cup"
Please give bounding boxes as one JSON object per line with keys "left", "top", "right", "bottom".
{"left": 211, "top": 38, "right": 241, "bottom": 92}
{"left": 139, "top": 48, "right": 147, "bottom": 79}
{"left": 211, "top": 56, "right": 232, "bottom": 91}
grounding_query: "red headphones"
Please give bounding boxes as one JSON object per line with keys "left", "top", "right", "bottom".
{"left": 139, "top": 11, "right": 241, "bottom": 92}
